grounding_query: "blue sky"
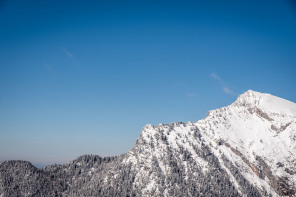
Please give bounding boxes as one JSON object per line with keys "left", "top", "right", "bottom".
{"left": 0, "top": 0, "right": 295, "bottom": 166}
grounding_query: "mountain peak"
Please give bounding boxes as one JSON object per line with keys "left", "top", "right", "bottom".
{"left": 234, "top": 90, "right": 296, "bottom": 116}
{"left": 235, "top": 90, "right": 265, "bottom": 106}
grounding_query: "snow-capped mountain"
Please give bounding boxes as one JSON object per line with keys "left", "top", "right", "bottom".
{"left": 0, "top": 90, "right": 295, "bottom": 196}
{"left": 120, "top": 90, "right": 296, "bottom": 196}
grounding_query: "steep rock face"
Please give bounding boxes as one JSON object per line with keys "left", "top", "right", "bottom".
{"left": 196, "top": 90, "right": 296, "bottom": 196}
{"left": 0, "top": 90, "right": 295, "bottom": 197}
{"left": 120, "top": 123, "right": 261, "bottom": 196}
{"left": 118, "top": 90, "right": 296, "bottom": 196}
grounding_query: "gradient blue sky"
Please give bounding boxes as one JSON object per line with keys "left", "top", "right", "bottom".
{"left": 1, "top": 0, "right": 296, "bottom": 166}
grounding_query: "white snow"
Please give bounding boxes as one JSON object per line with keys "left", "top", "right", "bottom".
{"left": 122, "top": 90, "right": 296, "bottom": 196}
{"left": 195, "top": 90, "right": 296, "bottom": 195}
{"left": 236, "top": 90, "right": 296, "bottom": 116}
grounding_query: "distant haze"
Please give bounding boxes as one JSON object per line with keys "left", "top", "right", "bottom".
{"left": 0, "top": 0, "right": 295, "bottom": 166}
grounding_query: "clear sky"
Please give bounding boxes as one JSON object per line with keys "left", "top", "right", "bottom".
{"left": 0, "top": 0, "right": 296, "bottom": 166}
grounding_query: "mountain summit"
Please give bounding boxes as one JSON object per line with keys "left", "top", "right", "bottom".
{"left": 1, "top": 90, "right": 295, "bottom": 196}
{"left": 235, "top": 90, "right": 296, "bottom": 116}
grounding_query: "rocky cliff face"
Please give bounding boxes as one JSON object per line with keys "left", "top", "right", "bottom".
{"left": 0, "top": 90, "right": 295, "bottom": 196}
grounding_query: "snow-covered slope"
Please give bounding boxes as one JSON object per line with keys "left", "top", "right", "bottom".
{"left": 0, "top": 90, "right": 295, "bottom": 196}
{"left": 120, "top": 90, "right": 296, "bottom": 196}
{"left": 197, "top": 90, "right": 296, "bottom": 196}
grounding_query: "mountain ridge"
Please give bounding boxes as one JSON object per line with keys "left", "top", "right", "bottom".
{"left": 0, "top": 90, "right": 295, "bottom": 196}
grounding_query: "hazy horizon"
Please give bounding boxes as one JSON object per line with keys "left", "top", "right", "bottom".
{"left": 1, "top": 0, "right": 296, "bottom": 166}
